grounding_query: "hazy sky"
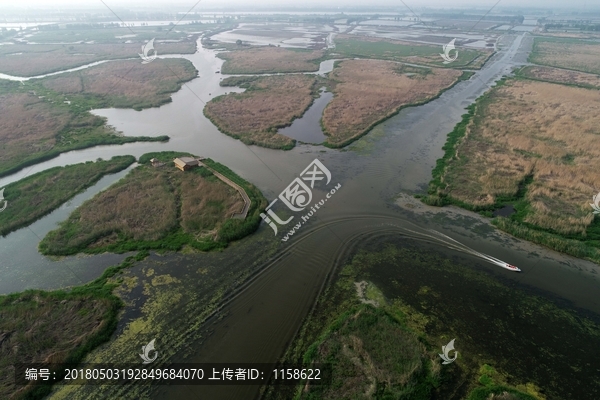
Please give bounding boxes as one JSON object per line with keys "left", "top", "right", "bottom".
{"left": 0, "top": 0, "right": 595, "bottom": 9}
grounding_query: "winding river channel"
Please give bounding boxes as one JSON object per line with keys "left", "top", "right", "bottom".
{"left": 1, "top": 33, "right": 599, "bottom": 399}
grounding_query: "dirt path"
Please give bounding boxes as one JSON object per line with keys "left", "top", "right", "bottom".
{"left": 200, "top": 161, "right": 251, "bottom": 219}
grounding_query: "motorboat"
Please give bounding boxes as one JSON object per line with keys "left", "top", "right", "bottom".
{"left": 501, "top": 263, "right": 521, "bottom": 272}
{"left": 484, "top": 255, "right": 521, "bottom": 272}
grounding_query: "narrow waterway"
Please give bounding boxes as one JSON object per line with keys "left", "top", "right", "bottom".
{"left": 277, "top": 87, "right": 332, "bottom": 143}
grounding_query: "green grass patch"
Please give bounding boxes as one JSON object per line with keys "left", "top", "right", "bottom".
{"left": 219, "top": 75, "right": 261, "bottom": 88}
{"left": 466, "top": 365, "right": 540, "bottom": 400}
{"left": 270, "top": 239, "right": 600, "bottom": 399}
{"left": 492, "top": 217, "right": 600, "bottom": 264}
{"left": 298, "top": 305, "right": 438, "bottom": 400}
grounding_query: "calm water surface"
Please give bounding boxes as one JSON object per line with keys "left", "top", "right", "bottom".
{"left": 277, "top": 87, "right": 332, "bottom": 143}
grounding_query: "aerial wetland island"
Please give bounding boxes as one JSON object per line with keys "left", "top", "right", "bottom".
{"left": 1, "top": 4, "right": 600, "bottom": 400}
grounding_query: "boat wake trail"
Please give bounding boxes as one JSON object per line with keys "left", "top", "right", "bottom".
{"left": 424, "top": 230, "right": 521, "bottom": 272}
{"left": 381, "top": 222, "right": 521, "bottom": 272}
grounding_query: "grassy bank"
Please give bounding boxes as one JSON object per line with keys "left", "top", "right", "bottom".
{"left": 491, "top": 218, "right": 600, "bottom": 264}
{"left": 39, "top": 152, "right": 266, "bottom": 256}
{"left": 421, "top": 76, "right": 600, "bottom": 264}
{"left": 264, "top": 241, "right": 555, "bottom": 399}
{"left": 0, "top": 251, "right": 148, "bottom": 400}
{"left": 0, "top": 156, "right": 135, "bottom": 237}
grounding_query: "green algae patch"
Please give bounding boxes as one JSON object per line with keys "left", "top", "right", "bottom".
{"left": 151, "top": 274, "right": 180, "bottom": 287}
{"left": 49, "top": 232, "right": 280, "bottom": 399}
{"left": 467, "top": 364, "right": 542, "bottom": 400}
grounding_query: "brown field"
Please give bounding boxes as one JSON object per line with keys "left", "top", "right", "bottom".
{"left": 530, "top": 38, "right": 600, "bottom": 74}
{"left": 42, "top": 58, "right": 197, "bottom": 109}
{"left": 41, "top": 162, "right": 244, "bottom": 253}
{"left": 204, "top": 74, "right": 317, "bottom": 149}
{"left": 0, "top": 91, "right": 73, "bottom": 175}
{"left": 217, "top": 46, "right": 324, "bottom": 74}
{"left": 440, "top": 79, "right": 600, "bottom": 235}
{"left": 322, "top": 60, "right": 462, "bottom": 146}
{"left": 518, "top": 65, "right": 600, "bottom": 89}
{"left": 0, "top": 41, "right": 196, "bottom": 77}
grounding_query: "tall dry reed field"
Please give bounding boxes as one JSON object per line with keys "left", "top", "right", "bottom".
{"left": 532, "top": 39, "right": 600, "bottom": 74}
{"left": 322, "top": 59, "right": 462, "bottom": 145}
{"left": 204, "top": 74, "right": 316, "bottom": 148}
{"left": 218, "top": 46, "right": 324, "bottom": 74}
{"left": 443, "top": 79, "right": 600, "bottom": 235}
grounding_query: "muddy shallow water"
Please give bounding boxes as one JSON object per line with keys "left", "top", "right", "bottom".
{"left": 1, "top": 33, "right": 598, "bottom": 400}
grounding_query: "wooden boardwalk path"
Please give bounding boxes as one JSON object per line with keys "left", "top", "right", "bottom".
{"left": 199, "top": 162, "right": 251, "bottom": 220}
